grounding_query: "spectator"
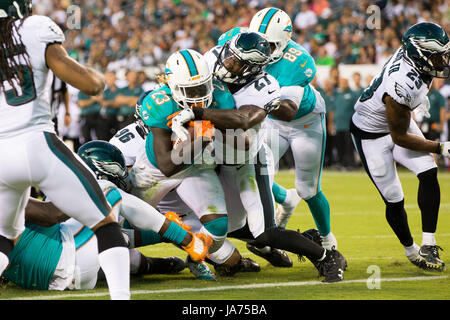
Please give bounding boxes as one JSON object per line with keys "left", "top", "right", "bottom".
{"left": 98, "top": 71, "right": 121, "bottom": 140}
{"left": 294, "top": 2, "right": 318, "bottom": 32}
{"left": 77, "top": 90, "right": 102, "bottom": 144}
{"left": 318, "top": 78, "right": 338, "bottom": 168}
{"left": 333, "top": 77, "right": 358, "bottom": 169}
{"left": 116, "top": 70, "right": 144, "bottom": 130}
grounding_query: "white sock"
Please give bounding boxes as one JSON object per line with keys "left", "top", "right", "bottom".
{"left": 422, "top": 232, "right": 436, "bottom": 246}
{"left": 129, "top": 248, "right": 142, "bottom": 275}
{"left": 0, "top": 252, "right": 9, "bottom": 276}
{"left": 98, "top": 247, "right": 130, "bottom": 300}
{"left": 404, "top": 243, "right": 420, "bottom": 259}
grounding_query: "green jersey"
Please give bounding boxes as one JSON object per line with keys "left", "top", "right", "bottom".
{"left": 78, "top": 91, "right": 101, "bottom": 116}
{"left": 118, "top": 85, "right": 144, "bottom": 116}
{"left": 139, "top": 81, "right": 235, "bottom": 170}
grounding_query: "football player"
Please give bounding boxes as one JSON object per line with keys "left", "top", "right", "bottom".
{"left": 110, "top": 92, "right": 261, "bottom": 279}
{"left": 0, "top": 0, "right": 129, "bottom": 299}
{"left": 171, "top": 32, "right": 346, "bottom": 282}
{"left": 2, "top": 141, "right": 212, "bottom": 290}
{"left": 131, "top": 49, "right": 256, "bottom": 279}
{"left": 245, "top": 8, "right": 341, "bottom": 253}
{"left": 350, "top": 22, "right": 450, "bottom": 271}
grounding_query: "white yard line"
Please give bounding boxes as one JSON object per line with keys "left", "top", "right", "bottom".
{"left": 7, "top": 275, "right": 448, "bottom": 300}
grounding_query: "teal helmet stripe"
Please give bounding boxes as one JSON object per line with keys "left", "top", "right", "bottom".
{"left": 258, "top": 8, "right": 279, "bottom": 34}
{"left": 179, "top": 50, "right": 199, "bottom": 77}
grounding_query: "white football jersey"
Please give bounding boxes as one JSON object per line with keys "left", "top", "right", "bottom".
{"left": 0, "top": 15, "right": 65, "bottom": 138}
{"left": 109, "top": 123, "right": 146, "bottom": 167}
{"left": 204, "top": 46, "right": 281, "bottom": 163}
{"left": 352, "top": 48, "right": 432, "bottom": 133}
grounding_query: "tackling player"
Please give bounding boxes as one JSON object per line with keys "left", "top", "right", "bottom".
{"left": 246, "top": 8, "right": 341, "bottom": 253}
{"left": 171, "top": 32, "right": 346, "bottom": 282}
{"left": 0, "top": 0, "right": 129, "bottom": 299}
{"left": 350, "top": 22, "right": 450, "bottom": 271}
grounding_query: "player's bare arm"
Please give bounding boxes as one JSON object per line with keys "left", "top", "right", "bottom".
{"left": 385, "top": 94, "right": 440, "bottom": 153}
{"left": 46, "top": 43, "right": 105, "bottom": 96}
{"left": 267, "top": 99, "right": 297, "bottom": 122}
{"left": 25, "top": 198, "right": 69, "bottom": 227}
{"left": 152, "top": 127, "right": 210, "bottom": 177}
{"left": 193, "top": 105, "right": 266, "bottom": 130}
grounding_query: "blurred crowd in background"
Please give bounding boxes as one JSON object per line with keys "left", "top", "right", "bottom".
{"left": 35, "top": 0, "right": 450, "bottom": 169}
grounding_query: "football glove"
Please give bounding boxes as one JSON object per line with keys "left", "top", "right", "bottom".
{"left": 264, "top": 97, "right": 281, "bottom": 114}
{"left": 440, "top": 141, "right": 450, "bottom": 158}
{"left": 170, "top": 108, "right": 195, "bottom": 142}
{"left": 415, "top": 96, "right": 431, "bottom": 119}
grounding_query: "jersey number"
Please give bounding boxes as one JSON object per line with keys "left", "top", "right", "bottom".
{"left": 1, "top": 64, "right": 37, "bottom": 107}
{"left": 283, "top": 47, "right": 303, "bottom": 63}
{"left": 114, "top": 128, "right": 135, "bottom": 143}
{"left": 254, "top": 76, "right": 272, "bottom": 91}
{"left": 151, "top": 91, "right": 171, "bottom": 105}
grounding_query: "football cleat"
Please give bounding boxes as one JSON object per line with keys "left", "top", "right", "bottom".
{"left": 214, "top": 257, "right": 261, "bottom": 277}
{"left": 275, "top": 189, "right": 301, "bottom": 229}
{"left": 246, "top": 243, "right": 293, "bottom": 268}
{"left": 186, "top": 255, "right": 217, "bottom": 280}
{"left": 410, "top": 245, "right": 446, "bottom": 272}
{"left": 315, "top": 249, "right": 345, "bottom": 283}
{"left": 182, "top": 232, "right": 213, "bottom": 262}
{"left": 165, "top": 211, "right": 192, "bottom": 231}
{"left": 144, "top": 256, "right": 186, "bottom": 275}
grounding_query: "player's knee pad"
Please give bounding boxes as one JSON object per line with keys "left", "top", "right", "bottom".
{"left": 200, "top": 216, "right": 228, "bottom": 253}
{"left": 0, "top": 235, "right": 14, "bottom": 257}
{"left": 383, "top": 184, "right": 404, "bottom": 203}
{"left": 95, "top": 222, "right": 128, "bottom": 253}
{"left": 208, "top": 239, "right": 236, "bottom": 265}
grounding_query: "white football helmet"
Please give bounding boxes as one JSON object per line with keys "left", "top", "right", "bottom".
{"left": 165, "top": 49, "right": 213, "bottom": 108}
{"left": 249, "top": 7, "right": 293, "bottom": 63}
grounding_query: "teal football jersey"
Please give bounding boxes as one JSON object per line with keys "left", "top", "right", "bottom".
{"left": 140, "top": 81, "right": 235, "bottom": 169}
{"left": 265, "top": 40, "right": 317, "bottom": 119}
{"left": 218, "top": 27, "right": 248, "bottom": 46}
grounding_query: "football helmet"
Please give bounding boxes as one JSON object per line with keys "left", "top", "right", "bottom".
{"left": 249, "top": 7, "right": 293, "bottom": 63}
{"left": 78, "top": 141, "right": 131, "bottom": 192}
{"left": 214, "top": 31, "right": 271, "bottom": 85}
{"left": 402, "top": 22, "right": 450, "bottom": 78}
{"left": 0, "top": 0, "right": 32, "bottom": 19}
{"left": 165, "top": 49, "right": 213, "bottom": 109}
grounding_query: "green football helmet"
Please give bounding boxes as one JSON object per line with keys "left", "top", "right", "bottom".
{"left": 402, "top": 22, "right": 450, "bottom": 78}
{"left": 78, "top": 141, "right": 131, "bottom": 192}
{"left": 214, "top": 31, "right": 271, "bottom": 85}
{"left": 0, "top": 0, "right": 32, "bottom": 19}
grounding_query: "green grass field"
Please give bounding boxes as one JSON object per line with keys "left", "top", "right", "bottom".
{"left": 1, "top": 168, "right": 449, "bottom": 301}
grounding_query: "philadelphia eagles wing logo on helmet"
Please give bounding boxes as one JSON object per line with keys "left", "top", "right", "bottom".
{"left": 91, "top": 159, "right": 127, "bottom": 179}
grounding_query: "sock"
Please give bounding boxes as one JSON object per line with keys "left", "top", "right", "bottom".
{"left": 385, "top": 200, "right": 413, "bottom": 247}
{"left": 0, "top": 252, "right": 9, "bottom": 276}
{"left": 98, "top": 247, "right": 130, "bottom": 300}
{"left": 417, "top": 168, "right": 440, "bottom": 233}
{"left": 272, "top": 182, "right": 287, "bottom": 204}
{"left": 305, "top": 191, "right": 331, "bottom": 236}
{"left": 422, "top": 232, "right": 436, "bottom": 246}
{"left": 139, "top": 230, "right": 163, "bottom": 246}
{"left": 162, "top": 221, "right": 188, "bottom": 245}
{"left": 129, "top": 249, "right": 142, "bottom": 274}
{"left": 404, "top": 243, "right": 420, "bottom": 259}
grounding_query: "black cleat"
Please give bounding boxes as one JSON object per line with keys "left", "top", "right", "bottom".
{"left": 246, "top": 243, "right": 293, "bottom": 268}
{"left": 214, "top": 257, "right": 261, "bottom": 277}
{"left": 315, "top": 249, "right": 345, "bottom": 283}
{"left": 411, "top": 245, "right": 446, "bottom": 272}
{"left": 145, "top": 256, "right": 186, "bottom": 275}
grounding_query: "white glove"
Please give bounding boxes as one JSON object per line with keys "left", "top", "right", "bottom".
{"left": 128, "top": 164, "right": 158, "bottom": 188}
{"left": 264, "top": 97, "right": 281, "bottom": 114}
{"left": 415, "top": 96, "right": 430, "bottom": 119}
{"left": 171, "top": 108, "right": 195, "bottom": 141}
{"left": 440, "top": 141, "right": 450, "bottom": 158}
